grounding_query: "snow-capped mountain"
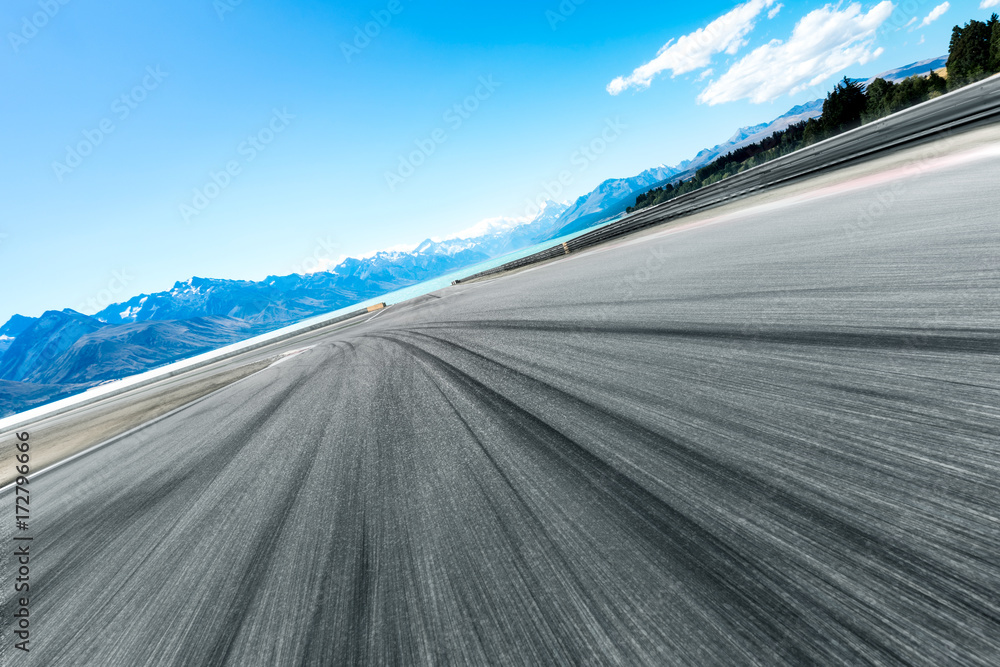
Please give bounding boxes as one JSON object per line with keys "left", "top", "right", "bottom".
{"left": 552, "top": 57, "right": 948, "bottom": 238}
{"left": 0, "top": 314, "right": 35, "bottom": 356}
{"left": 623, "top": 56, "right": 947, "bottom": 196}
{"left": 551, "top": 99, "right": 827, "bottom": 237}
{"left": 0, "top": 200, "right": 571, "bottom": 412}
{"left": 558, "top": 165, "right": 679, "bottom": 224}
{"left": 94, "top": 200, "right": 570, "bottom": 327}
{"left": 408, "top": 199, "right": 570, "bottom": 260}
{"left": 0, "top": 314, "right": 35, "bottom": 339}
{"left": 0, "top": 309, "right": 270, "bottom": 392}
{"left": 862, "top": 55, "right": 948, "bottom": 88}
{"left": 679, "top": 98, "right": 826, "bottom": 176}
{"left": 0, "top": 57, "right": 952, "bottom": 416}
{"left": 0, "top": 310, "right": 107, "bottom": 384}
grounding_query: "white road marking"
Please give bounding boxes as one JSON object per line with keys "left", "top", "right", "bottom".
{"left": 0, "top": 359, "right": 283, "bottom": 496}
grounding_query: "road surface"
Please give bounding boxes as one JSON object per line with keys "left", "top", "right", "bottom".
{"left": 3, "top": 142, "right": 999, "bottom": 665}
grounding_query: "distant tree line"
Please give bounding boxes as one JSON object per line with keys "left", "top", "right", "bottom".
{"left": 628, "top": 13, "right": 1000, "bottom": 215}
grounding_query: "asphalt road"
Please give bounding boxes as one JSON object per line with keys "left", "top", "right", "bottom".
{"left": 3, "top": 143, "right": 999, "bottom": 665}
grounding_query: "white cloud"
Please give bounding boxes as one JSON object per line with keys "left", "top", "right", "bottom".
{"left": 919, "top": 2, "right": 949, "bottom": 28}
{"left": 769, "top": 3, "right": 784, "bottom": 19}
{"left": 981, "top": 0, "right": 999, "bottom": 9}
{"left": 607, "top": 0, "right": 777, "bottom": 95}
{"left": 698, "top": 2, "right": 894, "bottom": 105}
{"left": 697, "top": 68, "right": 715, "bottom": 81}
{"left": 904, "top": 16, "right": 918, "bottom": 27}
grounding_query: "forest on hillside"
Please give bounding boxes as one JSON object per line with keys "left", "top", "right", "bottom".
{"left": 628, "top": 13, "right": 1000, "bottom": 214}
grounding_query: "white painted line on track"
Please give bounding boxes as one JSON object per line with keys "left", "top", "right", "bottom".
{"left": 0, "top": 358, "right": 285, "bottom": 496}
{"left": 268, "top": 346, "right": 316, "bottom": 368}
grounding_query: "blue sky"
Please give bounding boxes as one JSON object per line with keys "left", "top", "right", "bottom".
{"left": 1, "top": 0, "right": 993, "bottom": 322}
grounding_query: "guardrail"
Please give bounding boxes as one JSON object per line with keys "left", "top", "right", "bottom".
{"left": 454, "top": 73, "right": 1000, "bottom": 284}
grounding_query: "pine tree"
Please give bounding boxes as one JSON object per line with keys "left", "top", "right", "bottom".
{"left": 926, "top": 70, "right": 947, "bottom": 96}
{"left": 863, "top": 78, "right": 896, "bottom": 121}
{"left": 802, "top": 117, "right": 825, "bottom": 145}
{"left": 821, "top": 78, "right": 868, "bottom": 134}
{"left": 990, "top": 14, "right": 1000, "bottom": 73}
{"left": 947, "top": 19, "right": 992, "bottom": 88}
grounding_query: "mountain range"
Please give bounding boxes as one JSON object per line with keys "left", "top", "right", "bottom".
{"left": 861, "top": 55, "right": 948, "bottom": 88}
{"left": 0, "top": 57, "right": 948, "bottom": 416}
